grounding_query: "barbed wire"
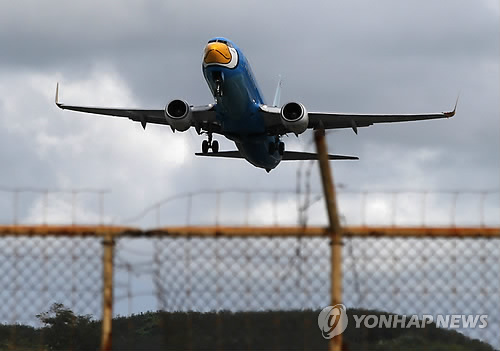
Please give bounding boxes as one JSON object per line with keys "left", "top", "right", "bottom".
{"left": 122, "top": 188, "right": 499, "bottom": 228}
{"left": 0, "top": 187, "right": 110, "bottom": 225}
{"left": 0, "top": 187, "right": 498, "bottom": 228}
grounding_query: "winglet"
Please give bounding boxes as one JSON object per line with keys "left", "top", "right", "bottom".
{"left": 55, "top": 82, "right": 61, "bottom": 107}
{"left": 444, "top": 93, "right": 459, "bottom": 118}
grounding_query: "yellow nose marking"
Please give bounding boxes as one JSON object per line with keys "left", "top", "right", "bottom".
{"left": 204, "top": 42, "right": 232, "bottom": 64}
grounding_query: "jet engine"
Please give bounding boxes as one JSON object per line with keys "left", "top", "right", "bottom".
{"left": 280, "top": 102, "right": 309, "bottom": 134}
{"left": 164, "top": 99, "right": 192, "bottom": 132}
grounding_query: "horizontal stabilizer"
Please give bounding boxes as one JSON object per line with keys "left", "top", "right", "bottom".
{"left": 195, "top": 151, "right": 243, "bottom": 159}
{"left": 195, "top": 151, "right": 358, "bottom": 160}
{"left": 282, "top": 151, "right": 358, "bottom": 160}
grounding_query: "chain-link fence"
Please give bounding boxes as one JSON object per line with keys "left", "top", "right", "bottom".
{"left": 114, "top": 236, "right": 330, "bottom": 350}
{"left": 343, "top": 236, "right": 500, "bottom": 350}
{"left": 0, "top": 186, "right": 499, "bottom": 350}
{"left": 111, "top": 231, "right": 499, "bottom": 350}
{"left": 0, "top": 235, "right": 103, "bottom": 350}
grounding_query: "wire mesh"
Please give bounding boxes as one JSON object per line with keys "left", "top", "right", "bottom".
{"left": 112, "top": 234, "right": 500, "bottom": 350}
{"left": 343, "top": 236, "right": 500, "bottom": 349}
{"left": 114, "top": 236, "right": 331, "bottom": 350}
{"left": 0, "top": 188, "right": 499, "bottom": 350}
{"left": 0, "top": 236, "right": 103, "bottom": 350}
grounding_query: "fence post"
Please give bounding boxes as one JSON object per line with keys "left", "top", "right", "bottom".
{"left": 101, "top": 233, "right": 115, "bottom": 351}
{"left": 314, "top": 129, "right": 343, "bottom": 351}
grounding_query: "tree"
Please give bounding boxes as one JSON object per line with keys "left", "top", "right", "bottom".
{"left": 36, "top": 303, "right": 99, "bottom": 351}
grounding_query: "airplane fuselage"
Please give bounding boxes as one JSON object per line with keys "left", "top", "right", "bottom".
{"left": 202, "top": 37, "right": 281, "bottom": 170}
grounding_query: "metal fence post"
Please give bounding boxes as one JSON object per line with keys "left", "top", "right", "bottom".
{"left": 101, "top": 233, "right": 115, "bottom": 351}
{"left": 314, "top": 129, "right": 343, "bottom": 351}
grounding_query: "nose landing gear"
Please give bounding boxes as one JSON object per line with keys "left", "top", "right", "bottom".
{"left": 212, "top": 71, "right": 223, "bottom": 99}
{"left": 202, "top": 133, "right": 219, "bottom": 154}
{"left": 215, "top": 82, "right": 222, "bottom": 99}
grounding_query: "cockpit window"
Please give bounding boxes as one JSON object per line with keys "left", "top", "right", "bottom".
{"left": 208, "top": 39, "right": 232, "bottom": 47}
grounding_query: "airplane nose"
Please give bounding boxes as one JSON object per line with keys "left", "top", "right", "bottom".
{"left": 204, "top": 42, "right": 232, "bottom": 65}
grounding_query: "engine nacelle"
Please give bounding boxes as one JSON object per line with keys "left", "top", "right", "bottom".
{"left": 164, "top": 99, "right": 192, "bottom": 132}
{"left": 280, "top": 102, "right": 309, "bottom": 134}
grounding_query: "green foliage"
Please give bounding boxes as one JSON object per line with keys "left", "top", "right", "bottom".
{"left": 0, "top": 305, "right": 495, "bottom": 350}
{"left": 35, "top": 302, "right": 100, "bottom": 351}
{"left": 0, "top": 324, "right": 39, "bottom": 350}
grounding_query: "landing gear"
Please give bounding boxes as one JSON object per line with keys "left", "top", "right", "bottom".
{"left": 215, "top": 82, "right": 222, "bottom": 98}
{"left": 212, "top": 71, "right": 223, "bottom": 99}
{"left": 202, "top": 133, "right": 219, "bottom": 153}
{"left": 202, "top": 140, "right": 209, "bottom": 154}
{"left": 268, "top": 138, "right": 285, "bottom": 156}
{"left": 278, "top": 142, "right": 285, "bottom": 156}
{"left": 212, "top": 140, "right": 219, "bottom": 153}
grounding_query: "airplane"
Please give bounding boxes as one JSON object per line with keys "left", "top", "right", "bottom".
{"left": 55, "top": 37, "right": 456, "bottom": 172}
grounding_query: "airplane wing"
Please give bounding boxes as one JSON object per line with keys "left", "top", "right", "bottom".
{"left": 54, "top": 84, "right": 218, "bottom": 131}
{"left": 195, "top": 150, "right": 358, "bottom": 160}
{"left": 260, "top": 100, "right": 457, "bottom": 135}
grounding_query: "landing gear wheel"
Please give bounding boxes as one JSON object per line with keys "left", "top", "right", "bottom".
{"left": 278, "top": 142, "right": 285, "bottom": 156}
{"left": 212, "top": 140, "right": 219, "bottom": 153}
{"left": 202, "top": 140, "right": 209, "bottom": 154}
{"left": 268, "top": 142, "right": 276, "bottom": 155}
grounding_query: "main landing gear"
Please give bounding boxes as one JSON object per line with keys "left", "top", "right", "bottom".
{"left": 202, "top": 133, "right": 219, "bottom": 154}
{"left": 268, "top": 138, "right": 285, "bottom": 156}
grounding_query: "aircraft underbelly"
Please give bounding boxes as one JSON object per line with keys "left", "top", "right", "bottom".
{"left": 203, "top": 54, "right": 279, "bottom": 169}
{"left": 235, "top": 137, "right": 281, "bottom": 170}
{"left": 218, "top": 78, "right": 265, "bottom": 133}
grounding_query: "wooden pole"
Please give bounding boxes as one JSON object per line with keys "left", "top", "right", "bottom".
{"left": 314, "top": 129, "right": 343, "bottom": 351}
{"left": 101, "top": 233, "right": 114, "bottom": 351}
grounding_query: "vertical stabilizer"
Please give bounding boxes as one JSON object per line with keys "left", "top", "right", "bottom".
{"left": 272, "top": 75, "right": 282, "bottom": 107}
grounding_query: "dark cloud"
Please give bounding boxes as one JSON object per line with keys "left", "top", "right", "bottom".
{"left": 0, "top": 0, "right": 498, "bottom": 223}
{"left": 0, "top": 4, "right": 498, "bottom": 347}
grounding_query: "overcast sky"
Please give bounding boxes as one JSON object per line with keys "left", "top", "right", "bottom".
{"left": 1, "top": 1, "right": 499, "bottom": 346}
{"left": 0, "top": 0, "right": 498, "bottom": 224}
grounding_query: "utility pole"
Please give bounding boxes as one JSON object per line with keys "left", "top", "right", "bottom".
{"left": 314, "top": 129, "right": 343, "bottom": 351}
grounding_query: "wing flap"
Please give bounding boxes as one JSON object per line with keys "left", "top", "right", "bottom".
{"left": 57, "top": 104, "right": 168, "bottom": 123}
{"left": 259, "top": 102, "right": 456, "bottom": 134}
{"left": 308, "top": 111, "right": 454, "bottom": 130}
{"left": 55, "top": 83, "right": 217, "bottom": 128}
